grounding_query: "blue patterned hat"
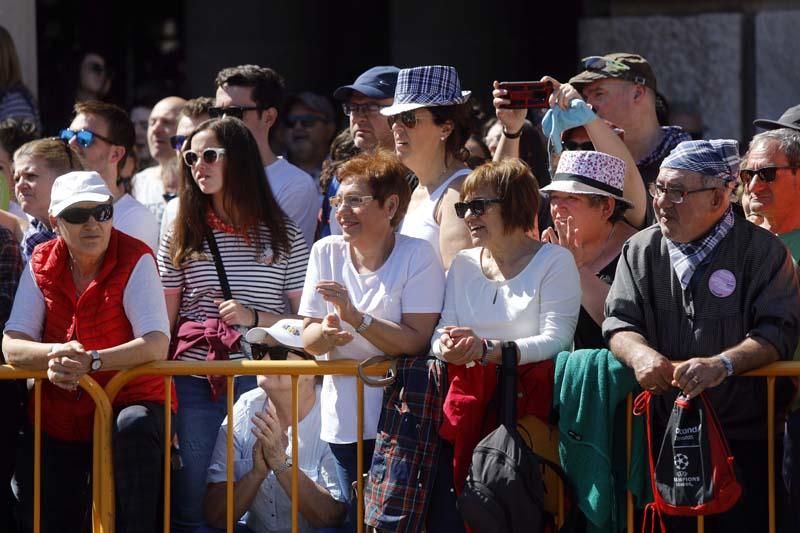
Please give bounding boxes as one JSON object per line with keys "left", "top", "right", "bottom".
{"left": 380, "top": 65, "right": 471, "bottom": 116}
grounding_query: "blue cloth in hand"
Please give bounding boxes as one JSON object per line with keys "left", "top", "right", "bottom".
{"left": 541, "top": 99, "right": 597, "bottom": 155}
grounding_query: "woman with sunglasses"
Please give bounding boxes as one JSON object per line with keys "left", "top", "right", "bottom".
{"left": 380, "top": 65, "right": 474, "bottom": 270}
{"left": 432, "top": 159, "right": 580, "bottom": 488}
{"left": 13, "top": 138, "right": 82, "bottom": 262}
{"left": 158, "top": 116, "right": 309, "bottom": 532}
{"left": 3, "top": 171, "right": 172, "bottom": 533}
{"left": 300, "top": 149, "right": 445, "bottom": 532}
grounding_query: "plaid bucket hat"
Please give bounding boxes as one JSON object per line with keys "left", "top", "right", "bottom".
{"left": 380, "top": 65, "right": 471, "bottom": 116}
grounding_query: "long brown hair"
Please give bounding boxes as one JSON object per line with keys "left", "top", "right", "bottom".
{"left": 170, "top": 117, "right": 290, "bottom": 267}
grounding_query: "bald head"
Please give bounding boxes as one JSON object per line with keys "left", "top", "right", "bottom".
{"left": 148, "top": 96, "right": 186, "bottom": 162}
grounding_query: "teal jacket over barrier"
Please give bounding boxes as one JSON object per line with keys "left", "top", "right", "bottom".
{"left": 553, "top": 348, "right": 651, "bottom": 532}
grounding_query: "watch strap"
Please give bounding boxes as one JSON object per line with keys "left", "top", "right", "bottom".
{"left": 356, "top": 313, "right": 372, "bottom": 333}
{"left": 272, "top": 455, "right": 292, "bottom": 476}
{"left": 719, "top": 354, "right": 734, "bottom": 377}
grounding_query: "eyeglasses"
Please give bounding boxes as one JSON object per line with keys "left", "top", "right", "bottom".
{"left": 183, "top": 148, "right": 226, "bottom": 167}
{"left": 285, "top": 114, "right": 326, "bottom": 128}
{"left": 454, "top": 198, "right": 503, "bottom": 218}
{"left": 562, "top": 140, "right": 595, "bottom": 151}
{"left": 582, "top": 56, "right": 631, "bottom": 74}
{"left": 343, "top": 102, "right": 389, "bottom": 117}
{"left": 329, "top": 195, "right": 374, "bottom": 209}
{"left": 208, "top": 106, "right": 262, "bottom": 120}
{"left": 170, "top": 135, "right": 187, "bottom": 150}
{"left": 250, "top": 344, "right": 307, "bottom": 361}
{"left": 387, "top": 110, "right": 429, "bottom": 129}
{"left": 59, "top": 203, "right": 114, "bottom": 224}
{"left": 739, "top": 166, "right": 797, "bottom": 183}
{"left": 648, "top": 182, "right": 721, "bottom": 204}
{"left": 59, "top": 128, "right": 116, "bottom": 148}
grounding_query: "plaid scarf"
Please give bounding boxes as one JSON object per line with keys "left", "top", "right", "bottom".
{"left": 638, "top": 126, "right": 691, "bottom": 167}
{"left": 666, "top": 206, "right": 734, "bottom": 289}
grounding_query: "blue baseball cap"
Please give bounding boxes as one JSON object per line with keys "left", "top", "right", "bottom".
{"left": 333, "top": 66, "right": 400, "bottom": 101}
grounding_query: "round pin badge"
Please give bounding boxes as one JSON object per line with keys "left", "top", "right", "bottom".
{"left": 708, "top": 269, "right": 736, "bottom": 298}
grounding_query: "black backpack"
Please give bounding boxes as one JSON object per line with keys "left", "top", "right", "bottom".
{"left": 458, "top": 342, "right": 576, "bottom": 533}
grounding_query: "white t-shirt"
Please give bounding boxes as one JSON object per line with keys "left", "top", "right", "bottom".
{"left": 298, "top": 234, "right": 445, "bottom": 443}
{"left": 266, "top": 158, "right": 321, "bottom": 248}
{"left": 159, "top": 197, "right": 179, "bottom": 240}
{"left": 114, "top": 193, "right": 160, "bottom": 253}
{"left": 431, "top": 244, "right": 581, "bottom": 364}
{"left": 398, "top": 169, "right": 470, "bottom": 268}
{"left": 4, "top": 255, "right": 170, "bottom": 340}
{"left": 158, "top": 222, "right": 308, "bottom": 362}
{"left": 206, "top": 385, "right": 343, "bottom": 533}
{"left": 131, "top": 166, "right": 172, "bottom": 226}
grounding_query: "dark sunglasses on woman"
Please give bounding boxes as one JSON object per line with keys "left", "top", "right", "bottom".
{"left": 183, "top": 148, "right": 226, "bottom": 167}
{"left": 59, "top": 203, "right": 114, "bottom": 225}
{"left": 387, "top": 110, "right": 428, "bottom": 129}
{"left": 59, "top": 128, "right": 116, "bottom": 149}
{"left": 454, "top": 198, "right": 503, "bottom": 219}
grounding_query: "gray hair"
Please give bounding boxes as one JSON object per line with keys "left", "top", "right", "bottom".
{"left": 744, "top": 128, "right": 800, "bottom": 168}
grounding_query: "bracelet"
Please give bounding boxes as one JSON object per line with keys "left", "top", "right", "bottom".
{"left": 480, "top": 339, "right": 490, "bottom": 366}
{"left": 502, "top": 126, "right": 523, "bottom": 139}
{"left": 251, "top": 307, "right": 259, "bottom": 327}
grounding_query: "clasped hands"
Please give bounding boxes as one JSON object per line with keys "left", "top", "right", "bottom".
{"left": 632, "top": 351, "right": 728, "bottom": 399}
{"left": 47, "top": 341, "right": 91, "bottom": 391}
{"left": 315, "top": 280, "right": 360, "bottom": 348}
{"left": 250, "top": 402, "right": 290, "bottom": 477}
{"left": 437, "top": 326, "right": 484, "bottom": 366}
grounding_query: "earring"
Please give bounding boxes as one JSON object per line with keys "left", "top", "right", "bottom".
{"left": 440, "top": 137, "right": 446, "bottom": 141}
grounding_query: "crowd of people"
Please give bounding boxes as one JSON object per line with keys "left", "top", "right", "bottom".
{"left": 2, "top": 21, "right": 800, "bottom": 533}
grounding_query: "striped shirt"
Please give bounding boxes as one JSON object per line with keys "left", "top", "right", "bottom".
{"left": 158, "top": 222, "right": 309, "bottom": 362}
{"left": 0, "top": 85, "right": 41, "bottom": 129}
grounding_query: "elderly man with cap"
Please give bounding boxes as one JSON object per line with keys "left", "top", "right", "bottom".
{"left": 604, "top": 140, "right": 800, "bottom": 531}
{"left": 321, "top": 66, "right": 401, "bottom": 237}
{"left": 201, "top": 319, "right": 346, "bottom": 533}
{"left": 3, "top": 170, "right": 172, "bottom": 533}
{"left": 745, "top": 106, "right": 800, "bottom": 526}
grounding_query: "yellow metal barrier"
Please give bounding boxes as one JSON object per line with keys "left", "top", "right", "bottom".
{"left": 625, "top": 361, "right": 800, "bottom": 533}
{"left": 0, "top": 366, "right": 113, "bottom": 533}
{"left": 103, "top": 359, "right": 390, "bottom": 533}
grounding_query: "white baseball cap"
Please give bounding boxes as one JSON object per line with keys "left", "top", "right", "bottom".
{"left": 245, "top": 318, "right": 304, "bottom": 349}
{"left": 49, "top": 171, "right": 113, "bottom": 217}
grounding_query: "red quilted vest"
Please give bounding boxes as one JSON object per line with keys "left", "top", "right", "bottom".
{"left": 30, "top": 229, "right": 175, "bottom": 442}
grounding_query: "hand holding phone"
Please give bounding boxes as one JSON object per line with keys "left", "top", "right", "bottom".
{"left": 497, "top": 81, "right": 553, "bottom": 109}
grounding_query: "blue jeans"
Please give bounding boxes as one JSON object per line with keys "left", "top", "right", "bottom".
{"left": 328, "top": 440, "right": 376, "bottom": 533}
{"left": 171, "top": 375, "right": 256, "bottom": 533}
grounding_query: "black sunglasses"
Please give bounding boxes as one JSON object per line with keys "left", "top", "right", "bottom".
{"left": 60, "top": 128, "right": 116, "bottom": 148}
{"left": 454, "top": 198, "right": 503, "bottom": 219}
{"left": 170, "top": 135, "right": 187, "bottom": 150}
{"left": 208, "top": 106, "right": 263, "bottom": 120}
{"left": 250, "top": 344, "right": 308, "bottom": 361}
{"left": 739, "top": 166, "right": 797, "bottom": 183}
{"left": 387, "top": 110, "right": 427, "bottom": 129}
{"left": 59, "top": 203, "right": 114, "bottom": 224}
{"left": 562, "top": 140, "right": 595, "bottom": 151}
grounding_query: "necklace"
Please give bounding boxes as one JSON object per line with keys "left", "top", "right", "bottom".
{"left": 584, "top": 222, "right": 616, "bottom": 272}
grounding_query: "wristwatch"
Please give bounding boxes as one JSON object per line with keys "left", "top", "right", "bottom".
{"left": 481, "top": 339, "right": 495, "bottom": 366}
{"left": 718, "top": 354, "right": 734, "bottom": 377}
{"left": 272, "top": 455, "right": 293, "bottom": 476}
{"left": 356, "top": 313, "right": 373, "bottom": 333}
{"left": 90, "top": 350, "right": 102, "bottom": 372}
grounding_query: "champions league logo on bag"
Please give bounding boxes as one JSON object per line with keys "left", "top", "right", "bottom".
{"left": 634, "top": 391, "right": 742, "bottom": 524}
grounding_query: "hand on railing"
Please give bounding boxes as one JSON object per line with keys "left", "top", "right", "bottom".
{"left": 47, "top": 341, "right": 91, "bottom": 391}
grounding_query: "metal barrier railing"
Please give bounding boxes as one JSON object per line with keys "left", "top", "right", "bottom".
{"left": 625, "top": 361, "right": 800, "bottom": 533}
{"left": 0, "top": 366, "right": 113, "bottom": 533}
{"left": 7, "top": 359, "right": 797, "bottom": 532}
{"left": 103, "top": 359, "right": 390, "bottom": 533}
